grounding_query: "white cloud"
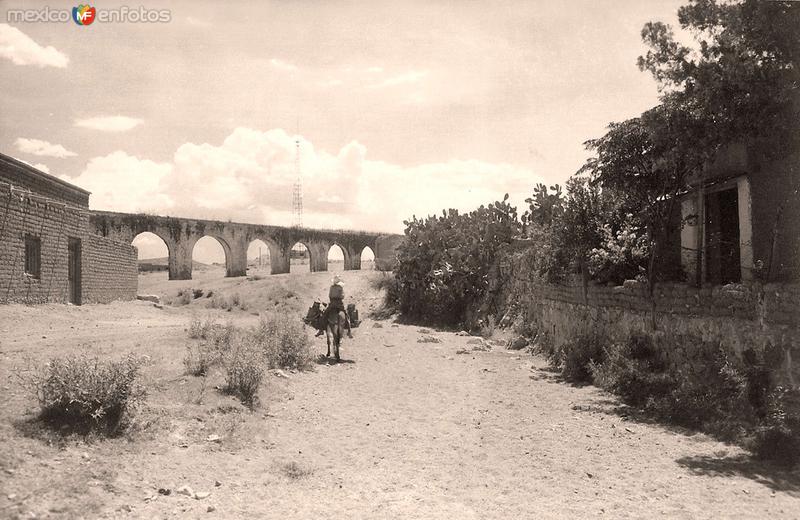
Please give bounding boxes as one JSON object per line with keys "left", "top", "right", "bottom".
{"left": 15, "top": 138, "right": 76, "bottom": 158}
{"left": 67, "top": 128, "right": 541, "bottom": 233}
{"left": 66, "top": 151, "right": 173, "bottom": 213}
{"left": 319, "top": 78, "right": 343, "bottom": 88}
{"left": 74, "top": 116, "right": 144, "bottom": 132}
{"left": 0, "top": 24, "right": 68, "bottom": 68}
{"left": 269, "top": 58, "right": 298, "bottom": 72}
{"left": 367, "top": 70, "right": 428, "bottom": 89}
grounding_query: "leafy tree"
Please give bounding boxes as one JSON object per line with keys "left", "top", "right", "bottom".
{"left": 638, "top": 0, "right": 799, "bottom": 157}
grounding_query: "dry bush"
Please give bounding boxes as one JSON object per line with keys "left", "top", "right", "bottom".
{"left": 253, "top": 313, "right": 313, "bottom": 370}
{"left": 207, "top": 292, "right": 248, "bottom": 312}
{"left": 20, "top": 354, "right": 146, "bottom": 435}
{"left": 184, "top": 319, "right": 236, "bottom": 376}
{"left": 222, "top": 338, "right": 264, "bottom": 409}
{"left": 172, "top": 289, "right": 193, "bottom": 306}
{"left": 278, "top": 460, "right": 312, "bottom": 480}
{"left": 187, "top": 316, "right": 218, "bottom": 340}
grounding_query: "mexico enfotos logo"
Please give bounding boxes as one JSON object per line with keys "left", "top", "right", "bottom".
{"left": 6, "top": 5, "right": 172, "bottom": 24}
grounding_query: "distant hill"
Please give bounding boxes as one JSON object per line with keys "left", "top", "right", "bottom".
{"left": 138, "top": 257, "right": 212, "bottom": 272}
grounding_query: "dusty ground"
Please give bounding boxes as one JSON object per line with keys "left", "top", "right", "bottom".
{"left": 1, "top": 268, "right": 798, "bottom": 519}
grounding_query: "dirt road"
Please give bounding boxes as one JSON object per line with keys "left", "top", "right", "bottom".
{"left": 1, "top": 270, "right": 798, "bottom": 518}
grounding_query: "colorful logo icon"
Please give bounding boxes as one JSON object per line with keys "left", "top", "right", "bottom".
{"left": 72, "top": 4, "right": 96, "bottom": 25}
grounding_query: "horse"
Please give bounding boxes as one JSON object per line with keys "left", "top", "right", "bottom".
{"left": 324, "top": 308, "right": 348, "bottom": 362}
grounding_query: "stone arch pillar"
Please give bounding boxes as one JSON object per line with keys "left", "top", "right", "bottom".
{"left": 308, "top": 242, "right": 329, "bottom": 272}
{"left": 343, "top": 245, "right": 360, "bottom": 270}
{"left": 227, "top": 237, "right": 248, "bottom": 277}
{"left": 172, "top": 239, "right": 194, "bottom": 280}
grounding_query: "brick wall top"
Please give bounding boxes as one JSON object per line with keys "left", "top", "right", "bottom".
{"left": 0, "top": 153, "right": 89, "bottom": 207}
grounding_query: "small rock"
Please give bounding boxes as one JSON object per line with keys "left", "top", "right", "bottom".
{"left": 214, "top": 481, "right": 222, "bottom": 487}
{"left": 7, "top": 493, "right": 17, "bottom": 500}
{"left": 136, "top": 294, "right": 161, "bottom": 304}
{"left": 176, "top": 485, "right": 194, "bottom": 497}
{"left": 153, "top": 303, "right": 164, "bottom": 309}
{"left": 206, "top": 434, "right": 221, "bottom": 443}
{"left": 158, "top": 488, "right": 171, "bottom": 496}
{"left": 273, "top": 369, "right": 290, "bottom": 379}
{"left": 372, "top": 322, "right": 383, "bottom": 328}
{"left": 81, "top": 452, "right": 90, "bottom": 459}
{"left": 391, "top": 324, "right": 399, "bottom": 328}
{"left": 456, "top": 330, "right": 470, "bottom": 336}
{"left": 194, "top": 491, "right": 211, "bottom": 500}
{"left": 207, "top": 505, "right": 216, "bottom": 513}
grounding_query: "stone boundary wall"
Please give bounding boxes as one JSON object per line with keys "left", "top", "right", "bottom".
{"left": 497, "top": 250, "right": 800, "bottom": 383}
{"left": 81, "top": 235, "right": 137, "bottom": 304}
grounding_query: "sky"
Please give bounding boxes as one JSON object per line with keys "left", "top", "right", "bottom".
{"left": 0, "top": 0, "right": 686, "bottom": 261}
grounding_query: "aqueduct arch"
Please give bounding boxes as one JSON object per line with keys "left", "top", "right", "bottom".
{"left": 89, "top": 211, "right": 402, "bottom": 280}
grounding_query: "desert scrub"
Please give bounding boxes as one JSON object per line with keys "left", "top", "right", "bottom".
{"left": 187, "top": 316, "right": 218, "bottom": 340}
{"left": 184, "top": 319, "right": 235, "bottom": 376}
{"left": 253, "top": 313, "right": 313, "bottom": 370}
{"left": 21, "top": 353, "right": 146, "bottom": 435}
{"left": 552, "top": 333, "right": 607, "bottom": 383}
{"left": 222, "top": 339, "right": 264, "bottom": 409}
{"left": 183, "top": 342, "right": 218, "bottom": 376}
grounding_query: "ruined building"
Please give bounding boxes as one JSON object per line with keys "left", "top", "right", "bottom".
{"left": 0, "top": 154, "right": 137, "bottom": 304}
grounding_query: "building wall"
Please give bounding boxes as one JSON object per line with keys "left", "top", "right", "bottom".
{"left": 681, "top": 145, "right": 799, "bottom": 283}
{"left": 0, "top": 181, "right": 137, "bottom": 305}
{"left": 0, "top": 181, "right": 87, "bottom": 304}
{"left": 0, "top": 155, "right": 89, "bottom": 208}
{"left": 81, "top": 234, "right": 137, "bottom": 304}
{"left": 748, "top": 150, "right": 799, "bottom": 282}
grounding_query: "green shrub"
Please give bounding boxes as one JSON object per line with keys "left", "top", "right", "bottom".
{"left": 556, "top": 333, "right": 607, "bottom": 382}
{"left": 23, "top": 354, "right": 146, "bottom": 435}
{"left": 751, "top": 424, "right": 800, "bottom": 467}
{"left": 590, "top": 333, "right": 674, "bottom": 406}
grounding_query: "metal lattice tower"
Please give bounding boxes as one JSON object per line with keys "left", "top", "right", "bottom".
{"left": 292, "top": 135, "right": 303, "bottom": 228}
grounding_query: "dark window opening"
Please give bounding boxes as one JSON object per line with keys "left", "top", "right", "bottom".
{"left": 24, "top": 234, "right": 41, "bottom": 279}
{"left": 704, "top": 187, "right": 741, "bottom": 284}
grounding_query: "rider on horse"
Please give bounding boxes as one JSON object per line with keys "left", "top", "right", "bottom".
{"left": 313, "top": 275, "right": 353, "bottom": 338}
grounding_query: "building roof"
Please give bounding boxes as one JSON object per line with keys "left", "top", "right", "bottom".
{"left": 0, "top": 152, "right": 90, "bottom": 197}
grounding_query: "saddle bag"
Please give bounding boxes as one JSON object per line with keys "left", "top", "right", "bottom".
{"left": 347, "top": 303, "right": 360, "bottom": 327}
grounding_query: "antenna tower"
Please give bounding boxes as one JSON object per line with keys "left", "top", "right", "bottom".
{"left": 292, "top": 132, "right": 303, "bottom": 228}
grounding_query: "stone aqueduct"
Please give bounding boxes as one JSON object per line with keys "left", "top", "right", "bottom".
{"left": 89, "top": 211, "right": 404, "bottom": 280}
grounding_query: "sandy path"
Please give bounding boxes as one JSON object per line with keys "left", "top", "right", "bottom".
{"left": 1, "top": 271, "right": 799, "bottom": 518}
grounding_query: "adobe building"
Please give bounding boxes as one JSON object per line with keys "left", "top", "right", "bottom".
{"left": 679, "top": 144, "right": 799, "bottom": 285}
{"left": 0, "top": 153, "right": 137, "bottom": 304}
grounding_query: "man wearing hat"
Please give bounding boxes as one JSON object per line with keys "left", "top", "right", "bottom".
{"left": 324, "top": 275, "right": 352, "bottom": 338}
